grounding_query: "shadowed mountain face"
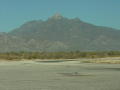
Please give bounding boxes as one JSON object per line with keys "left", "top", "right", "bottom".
{"left": 1, "top": 14, "right": 120, "bottom": 52}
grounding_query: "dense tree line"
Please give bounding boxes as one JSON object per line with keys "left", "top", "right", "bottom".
{"left": 0, "top": 51, "right": 120, "bottom": 60}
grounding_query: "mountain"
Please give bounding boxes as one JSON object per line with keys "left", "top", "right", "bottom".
{"left": 1, "top": 14, "right": 120, "bottom": 52}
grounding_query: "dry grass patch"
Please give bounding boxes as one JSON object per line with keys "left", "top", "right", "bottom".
{"left": 82, "top": 59, "right": 120, "bottom": 64}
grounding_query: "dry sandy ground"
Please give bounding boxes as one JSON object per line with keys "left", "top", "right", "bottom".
{"left": 0, "top": 59, "right": 120, "bottom": 90}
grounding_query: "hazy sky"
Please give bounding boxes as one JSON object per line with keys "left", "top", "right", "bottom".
{"left": 0, "top": 0, "right": 120, "bottom": 32}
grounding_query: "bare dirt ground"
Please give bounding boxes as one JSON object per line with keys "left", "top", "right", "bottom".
{"left": 0, "top": 59, "right": 120, "bottom": 90}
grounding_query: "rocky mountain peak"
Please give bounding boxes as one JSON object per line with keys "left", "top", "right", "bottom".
{"left": 51, "top": 13, "right": 64, "bottom": 20}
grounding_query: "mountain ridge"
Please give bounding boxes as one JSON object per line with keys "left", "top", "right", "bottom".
{"left": 0, "top": 14, "right": 120, "bottom": 52}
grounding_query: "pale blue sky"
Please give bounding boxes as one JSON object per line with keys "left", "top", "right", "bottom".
{"left": 0, "top": 0, "right": 120, "bottom": 32}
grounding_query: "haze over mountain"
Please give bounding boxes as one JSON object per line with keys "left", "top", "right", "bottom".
{"left": 1, "top": 14, "right": 120, "bottom": 52}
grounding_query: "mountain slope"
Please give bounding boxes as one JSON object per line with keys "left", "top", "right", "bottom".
{"left": 1, "top": 14, "right": 120, "bottom": 52}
